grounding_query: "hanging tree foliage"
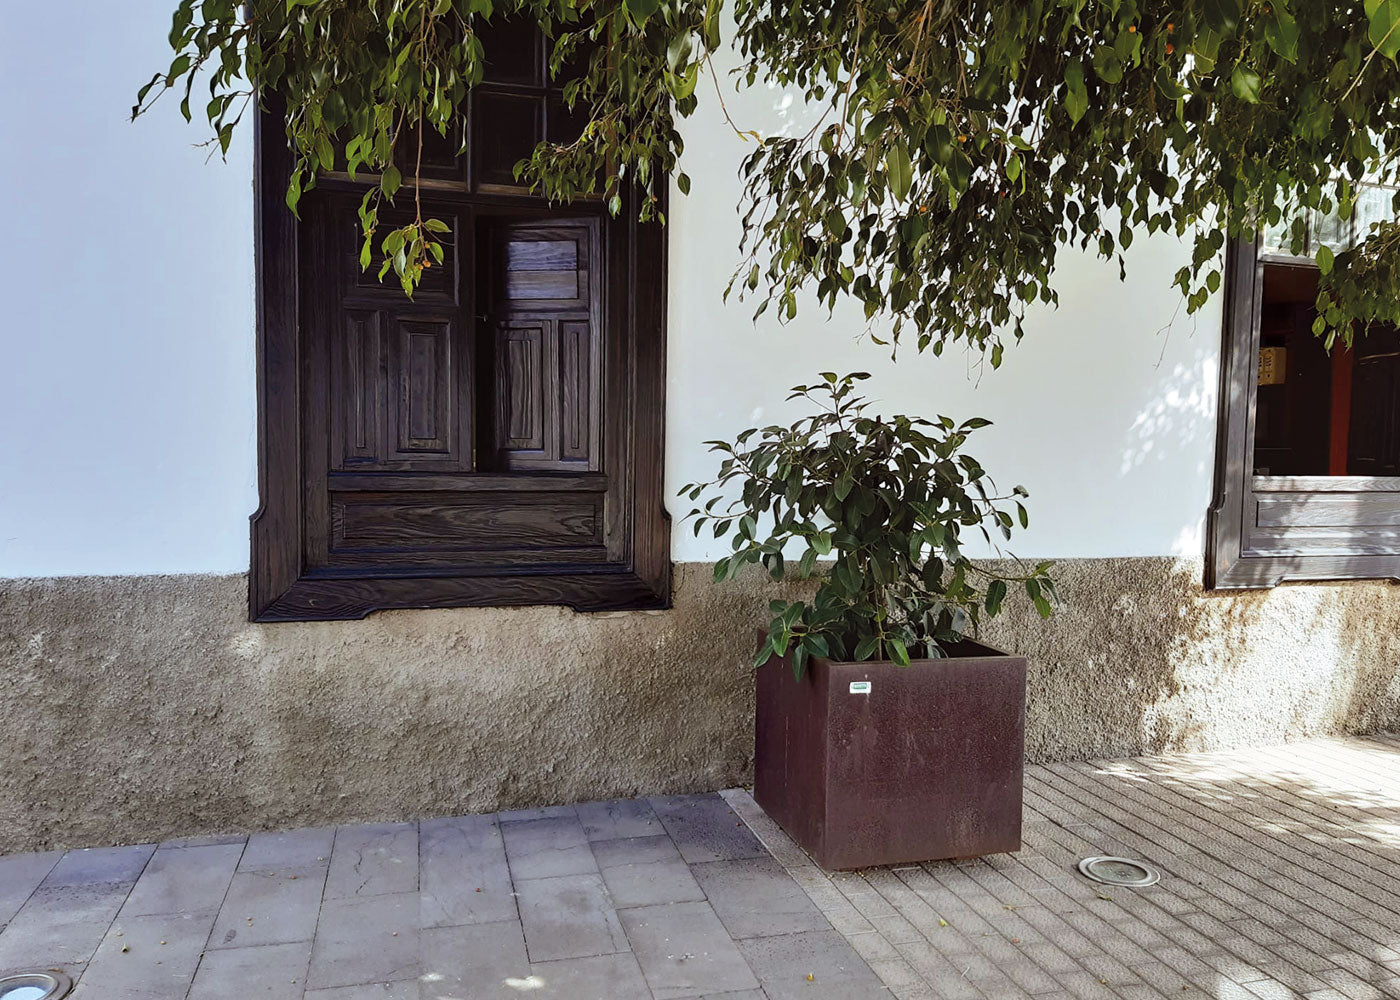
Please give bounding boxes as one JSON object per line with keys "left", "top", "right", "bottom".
{"left": 138, "top": 0, "right": 1400, "bottom": 355}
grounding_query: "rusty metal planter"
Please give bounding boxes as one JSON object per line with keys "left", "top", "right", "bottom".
{"left": 754, "top": 637, "right": 1026, "bottom": 870}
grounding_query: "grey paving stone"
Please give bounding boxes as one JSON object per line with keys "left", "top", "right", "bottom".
{"left": 70, "top": 909, "right": 217, "bottom": 1000}
{"left": 737, "top": 929, "right": 891, "bottom": 1000}
{"left": 527, "top": 952, "right": 652, "bottom": 999}
{"left": 576, "top": 798, "right": 663, "bottom": 841}
{"left": 186, "top": 940, "right": 312, "bottom": 998}
{"left": 592, "top": 834, "right": 682, "bottom": 869}
{"left": 43, "top": 844, "right": 157, "bottom": 888}
{"left": 0, "top": 850, "right": 62, "bottom": 929}
{"left": 159, "top": 834, "right": 248, "bottom": 849}
{"left": 239, "top": 827, "right": 335, "bottom": 873}
{"left": 599, "top": 856, "right": 707, "bottom": 909}
{"left": 498, "top": 805, "right": 578, "bottom": 823}
{"left": 692, "top": 992, "right": 768, "bottom": 1000}
{"left": 501, "top": 815, "right": 597, "bottom": 881}
{"left": 419, "top": 919, "right": 529, "bottom": 999}
{"left": 120, "top": 843, "right": 243, "bottom": 917}
{"left": 208, "top": 866, "right": 327, "bottom": 949}
{"left": 649, "top": 794, "right": 767, "bottom": 864}
{"left": 691, "top": 857, "right": 831, "bottom": 939}
{"left": 515, "top": 873, "right": 627, "bottom": 963}
{"left": 419, "top": 814, "right": 517, "bottom": 928}
{"left": 617, "top": 900, "right": 761, "bottom": 999}
{"left": 307, "top": 892, "right": 419, "bottom": 990}
{"left": 0, "top": 882, "right": 131, "bottom": 968}
{"left": 719, "top": 789, "right": 813, "bottom": 869}
{"left": 304, "top": 983, "right": 421, "bottom": 1000}
{"left": 324, "top": 823, "right": 418, "bottom": 900}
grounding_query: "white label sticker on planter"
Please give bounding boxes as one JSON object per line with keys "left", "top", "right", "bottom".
{"left": 849, "top": 681, "right": 872, "bottom": 694}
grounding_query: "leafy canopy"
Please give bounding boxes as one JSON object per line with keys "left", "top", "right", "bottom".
{"left": 141, "top": 0, "right": 1400, "bottom": 354}
{"left": 135, "top": 0, "right": 718, "bottom": 293}
{"left": 679, "top": 374, "right": 1055, "bottom": 675}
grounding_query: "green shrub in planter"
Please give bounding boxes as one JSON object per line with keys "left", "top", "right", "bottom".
{"left": 680, "top": 372, "right": 1054, "bottom": 676}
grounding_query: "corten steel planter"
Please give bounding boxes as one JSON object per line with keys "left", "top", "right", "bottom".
{"left": 754, "top": 636, "right": 1027, "bottom": 870}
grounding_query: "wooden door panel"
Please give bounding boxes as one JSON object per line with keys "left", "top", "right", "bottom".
{"left": 345, "top": 211, "right": 460, "bottom": 305}
{"left": 330, "top": 309, "right": 472, "bottom": 472}
{"left": 328, "top": 490, "right": 605, "bottom": 556}
{"left": 1349, "top": 355, "right": 1400, "bottom": 475}
{"left": 472, "top": 92, "right": 544, "bottom": 190}
{"left": 301, "top": 199, "right": 617, "bottom": 573}
{"left": 333, "top": 310, "right": 384, "bottom": 468}
{"left": 560, "top": 319, "right": 593, "bottom": 462}
{"left": 1256, "top": 490, "right": 1400, "bottom": 526}
{"left": 496, "top": 320, "right": 551, "bottom": 462}
{"left": 497, "top": 225, "right": 592, "bottom": 309}
{"left": 505, "top": 239, "right": 582, "bottom": 301}
{"left": 484, "top": 218, "right": 601, "bottom": 471}
{"left": 390, "top": 316, "right": 457, "bottom": 459}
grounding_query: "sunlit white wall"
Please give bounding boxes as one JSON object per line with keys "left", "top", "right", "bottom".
{"left": 0, "top": 2, "right": 1221, "bottom": 578}
{"left": 666, "top": 39, "right": 1223, "bottom": 562}
{"left": 0, "top": 3, "right": 257, "bottom": 576}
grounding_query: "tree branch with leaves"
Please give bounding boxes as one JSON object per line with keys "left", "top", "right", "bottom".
{"left": 141, "top": 1, "right": 1400, "bottom": 354}
{"left": 135, "top": 0, "right": 720, "bottom": 293}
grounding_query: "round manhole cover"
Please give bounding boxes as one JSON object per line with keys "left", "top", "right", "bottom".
{"left": 1077, "top": 856, "right": 1161, "bottom": 887}
{"left": 0, "top": 972, "right": 73, "bottom": 1000}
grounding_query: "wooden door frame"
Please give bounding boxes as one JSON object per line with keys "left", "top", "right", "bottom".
{"left": 1206, "top": 237, "right": 1400, "bottom": 587}
{"left": 249, "top": 105, "right": 671, "bottom": 621}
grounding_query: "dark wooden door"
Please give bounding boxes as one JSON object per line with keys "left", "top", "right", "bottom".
{"left": 249, "top": 21, "right": 669, "bottom": 616}
{"left": 250, "top": 86, "right": 668, "bottom": 619}
{"left": 296, "top": 194, "right": 620, "bottom": 584}
{"left": 479, "top": 217, "right": 602, "bottom": 472}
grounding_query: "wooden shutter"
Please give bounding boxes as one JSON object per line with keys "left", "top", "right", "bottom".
{"left": 483, "top": 219, "right": 601, "bottom": 471}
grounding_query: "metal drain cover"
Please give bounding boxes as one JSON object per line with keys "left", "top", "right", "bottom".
{"left": 0, "top": 971, "right": 73, "bottom": 1000}
{"left": 1077, "top": 856, "right": 1161, "bottom": 887}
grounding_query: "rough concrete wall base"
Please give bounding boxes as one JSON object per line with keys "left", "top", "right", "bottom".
{"left": 2, "top": 559, "right": 1398, "bottom": 854}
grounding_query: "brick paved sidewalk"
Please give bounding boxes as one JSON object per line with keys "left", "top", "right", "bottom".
{"left": 0, "top": 735, "right": 1395, "bottom": 999}
{"left": 733, "top": 735, "right": 1400, "bottom": 1000}
{"left": 0, "top": 793, "right": 887, "bottom": 999}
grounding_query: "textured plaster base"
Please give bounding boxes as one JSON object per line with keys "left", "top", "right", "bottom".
{"left": 2, "top": 559, "right": 1398, "bottom": 853}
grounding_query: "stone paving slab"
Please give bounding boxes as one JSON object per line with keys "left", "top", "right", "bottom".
{"left": 515, "top": 871, "right": 628, "bottom": 962}
{"left": 0, "top": 738, "right": 1396, "bottom": 997}
{"left": 186, "top": 940, "right": 312, "bottom": 999}
{"left": 617, "top": 899, "right": 763, "bottom": 998}
{"left": 324, "top": 824, "right": 417, "bottom": 901}
{"left": 208, "top": 867, "right": 326, "bottom": 950}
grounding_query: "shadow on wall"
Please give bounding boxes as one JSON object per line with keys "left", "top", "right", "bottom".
{"left": 982, "top": 556, "right": 1400, "bottom": 763}
{"left": 1116, "top": 336, "right": 1218, "bottom": 559}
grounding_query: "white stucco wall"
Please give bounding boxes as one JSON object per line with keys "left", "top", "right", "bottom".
{"left": 0, "top": 2, "right": 1222, "bottom": 578}
{"left": 666, "top": 36, "right": 1223, "bottom": 563}
{"left": 0, "top": 4, "right": 258, "bottom": 577}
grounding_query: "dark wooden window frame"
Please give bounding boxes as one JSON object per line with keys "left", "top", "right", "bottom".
{"left": 1206, "top": 237, "right": 1400, "bottom": 588}
{"left": 249, "top": 104, "right": 671, "bottom": 620}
